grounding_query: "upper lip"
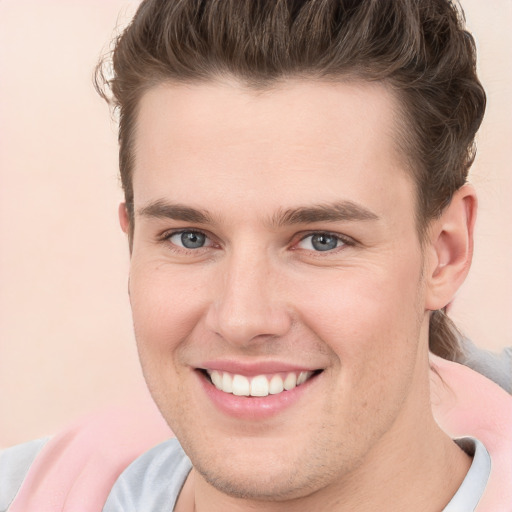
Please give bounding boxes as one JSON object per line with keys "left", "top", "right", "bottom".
{"left": 197, "top": 359, "right": 323, "bottom": 376}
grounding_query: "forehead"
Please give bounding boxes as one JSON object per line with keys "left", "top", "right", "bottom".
{"left": 132, "top": 79, "right": 414, "bottom": 221}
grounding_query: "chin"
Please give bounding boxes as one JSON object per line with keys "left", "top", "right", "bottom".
{"left": 195, "top": 459, "right": 325, "bottom": 502}
{"left": 180, "top": 429, "right": 350, "bottom": 503}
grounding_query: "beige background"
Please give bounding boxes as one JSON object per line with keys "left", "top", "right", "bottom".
{"left": 0, "top": 1, "right": 511, "bottom": 447}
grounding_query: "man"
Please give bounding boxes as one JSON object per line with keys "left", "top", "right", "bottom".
{"left": 1, "top": 1, "right": 511, "bottom": 511}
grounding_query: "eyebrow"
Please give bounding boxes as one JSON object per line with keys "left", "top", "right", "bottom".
{"left": 137, "top": 200, "right": 213, "bottom": 224}
{"left": 136, "top": 199, "right": 379, "bottom": 227}
{"left": 271, "top": 201, "right": 379, "bottom": 227}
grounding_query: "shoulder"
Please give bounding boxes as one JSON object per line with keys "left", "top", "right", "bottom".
{"left": 430, "top": 354, "right": 512, "bottom": 511}
{"left": 0, "top": 437, "right": 50, "bottom": 510}
{"left": 0, "top": 434, "right": 188, "bottom": 512}
{"left": 430, "top": 352, "right": 512, "bottom": 442}
{"left": 103, "top": 437, "right": 192, "bottom": 512}
{"left": 4, "top": 399, "right": 172, "bottom": 512}
{"left": 458, "top": 339, "right": 512, "bottom": 394}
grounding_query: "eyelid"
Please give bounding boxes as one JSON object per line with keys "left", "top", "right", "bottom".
{"left": 157, "top": 228, "right": 354, "bottom": 253}
{"left": 293, "top": 231, "right": 354, "bottom": 251}
{"left": 160, "top": 228, "right": 217, "bottom": 251}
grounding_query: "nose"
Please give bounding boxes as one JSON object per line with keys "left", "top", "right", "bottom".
{"left": 204, "top": 249, "right": 292, "bottom": 347}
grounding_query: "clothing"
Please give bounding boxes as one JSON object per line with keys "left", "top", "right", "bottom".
{"left": 1, "top": 354, "right": 511, "bottom": 511}
{"left": 429, "top": 354, "right": 512, "bottom": 511}
{"left": 102, "top": 438, "right": 191, "bottom": 511}
{"left": 3, "top": 399, "right": 172, "bottom": 512}
{"left": 0, "top": 435, "right": 494, "bottom": 512}
{"left": 0, "top": 438, "right": 48, "bottom": 512}
{"left": 443, "top": 438, "right": 491, "bottom": 512}
{"left": 458, "top": 338, "right": 512, "bottom": 393}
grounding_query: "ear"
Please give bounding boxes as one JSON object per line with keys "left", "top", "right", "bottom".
{"left": 425, "top": 184, "right": 477, "bottom": 311}
{"left": 118, "top": 202, "right": 131, "bottom": 234}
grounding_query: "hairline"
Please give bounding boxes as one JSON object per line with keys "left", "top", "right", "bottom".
{"left": 124, "top": 73, "right": 433, "bottom": 247}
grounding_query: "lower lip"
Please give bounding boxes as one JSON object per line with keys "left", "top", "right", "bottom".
{"left": 197, "top": 371, "right": 320, "bottom": 420}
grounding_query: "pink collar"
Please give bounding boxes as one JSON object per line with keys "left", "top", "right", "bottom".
{"left": 431, "top": 354, "right": 512, "bottom": 511}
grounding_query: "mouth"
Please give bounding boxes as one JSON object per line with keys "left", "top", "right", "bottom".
{"left": 199, "top": 368, "right": 323, "bottom": 397}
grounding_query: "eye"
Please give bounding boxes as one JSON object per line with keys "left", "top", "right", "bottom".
{"left": 168, "top": 230, "right": 211, "bottom": 249}
{"left": 297, "top": 232, "right": 345, "bottom": 252}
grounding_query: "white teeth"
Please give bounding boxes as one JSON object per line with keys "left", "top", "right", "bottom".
{"left": 210, "top": 370, "right": 222, "bottom": 389}
{"left": 297, "top": 371, "right": 309, "bottom": 385}
{"left": 283, "top": 372, "right": 297, "bottom": 391}
{"left": 232, "top": 374, "right": 250, "bottom": 396}
{"left": 206, "top": 369, "right": 316, "bottom": 397}
{"left": 222, "top": 372, "right": 233, "bottom": 393}
{"left": 269, "top": 374, "right": 284, "bottom": 395}
{"left": 250, "top": 375, "right": 269, "bottom": 397}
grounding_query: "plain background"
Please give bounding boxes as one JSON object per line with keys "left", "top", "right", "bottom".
{"left": 0, "top": 0, "right": 510, "bottom": 447}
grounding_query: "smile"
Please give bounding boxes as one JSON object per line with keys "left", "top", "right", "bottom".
{"left": 205, "top": 369, "right": 317, "bottom": 397}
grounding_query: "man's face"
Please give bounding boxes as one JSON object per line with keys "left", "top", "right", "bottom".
{"left": 127, "top": 79, "right": 431, "bottom": 500}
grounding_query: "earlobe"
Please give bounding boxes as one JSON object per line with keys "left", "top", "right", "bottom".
{"left": 118, "top": 202, "right": 131, "bottom": 234}
{"left": 425, "top": 184, "right": 477, "bottom": 311}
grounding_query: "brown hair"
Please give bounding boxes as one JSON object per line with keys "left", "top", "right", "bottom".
{"left": 95, "top": 0, "right": 486, "bottom": 361}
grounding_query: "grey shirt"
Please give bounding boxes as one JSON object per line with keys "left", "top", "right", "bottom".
{"left": 458, "top": 339, "right": 512, "bottom": 394}
{"left": 0, "top": 437, "right": 49, "bottom": 512}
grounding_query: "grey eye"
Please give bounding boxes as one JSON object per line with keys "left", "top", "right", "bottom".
{"left": 298, "top": 233, "right": 342, "bottom": 252}
{"left": 170, "top": 231, "right": 208, "bottom": 249}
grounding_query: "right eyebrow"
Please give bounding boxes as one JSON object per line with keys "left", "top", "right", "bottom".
{"left": 136, "top": 200, "right": 213, "bottom": 224}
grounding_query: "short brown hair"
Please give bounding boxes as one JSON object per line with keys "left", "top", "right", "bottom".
{"left": 96, "top": 0, "right": 486, "bottom": 360}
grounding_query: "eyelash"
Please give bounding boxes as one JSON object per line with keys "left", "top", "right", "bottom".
{"left": 295, "top": 231, "right": 354, "bottom": 253}
{"left": 159, "top": 229, "right": 354, "bottom": 254}
{"left": 159, "top": 229, "right": 216, "bottom": 253}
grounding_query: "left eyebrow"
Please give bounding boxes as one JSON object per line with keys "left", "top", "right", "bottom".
{"left": 270, "top": 201, "right": 379, "bottom": 227}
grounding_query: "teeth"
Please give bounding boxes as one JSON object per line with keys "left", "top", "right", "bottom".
{"left": 297, "top": 371, "right": 309, "bottom": 385}
{"left": 232, "top": 374, "right": 250, "bottom": 396}
{"left": 222, "top": 372, "right": 233, "bottom": 393}
{"left": 250, "top": 375, "right": 269, "bottom": 397}
{"left": 210, "top": 370, "right": 222, "bottom": 389}
{"left": 269, "top": 374, "right": 284, "bottom": 395}
{"left": 205, "top": 370, "right": 315, "bottom": 397}
{"left": 283, "top": 372, "right": 297, "bottom": 391}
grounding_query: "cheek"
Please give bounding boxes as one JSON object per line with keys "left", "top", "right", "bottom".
{"left": 128, "top": 260, "right": 210, "bottom": 359}
{"left": 128, "top": 262, "right": 211, "bottom": 419}
{"left": 292, "top": 262, "right": 425, "bottom": 437}
{"left": 292, "top": 257, "right": 425, "bottom": 370}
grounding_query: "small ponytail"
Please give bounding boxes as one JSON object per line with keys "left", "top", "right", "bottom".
{"left": 429, "top": 309, "right": 463, "bottom": 361}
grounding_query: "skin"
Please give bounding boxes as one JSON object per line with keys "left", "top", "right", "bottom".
{"left": 120, "top": 79, "right": 476, "bottom": 511}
